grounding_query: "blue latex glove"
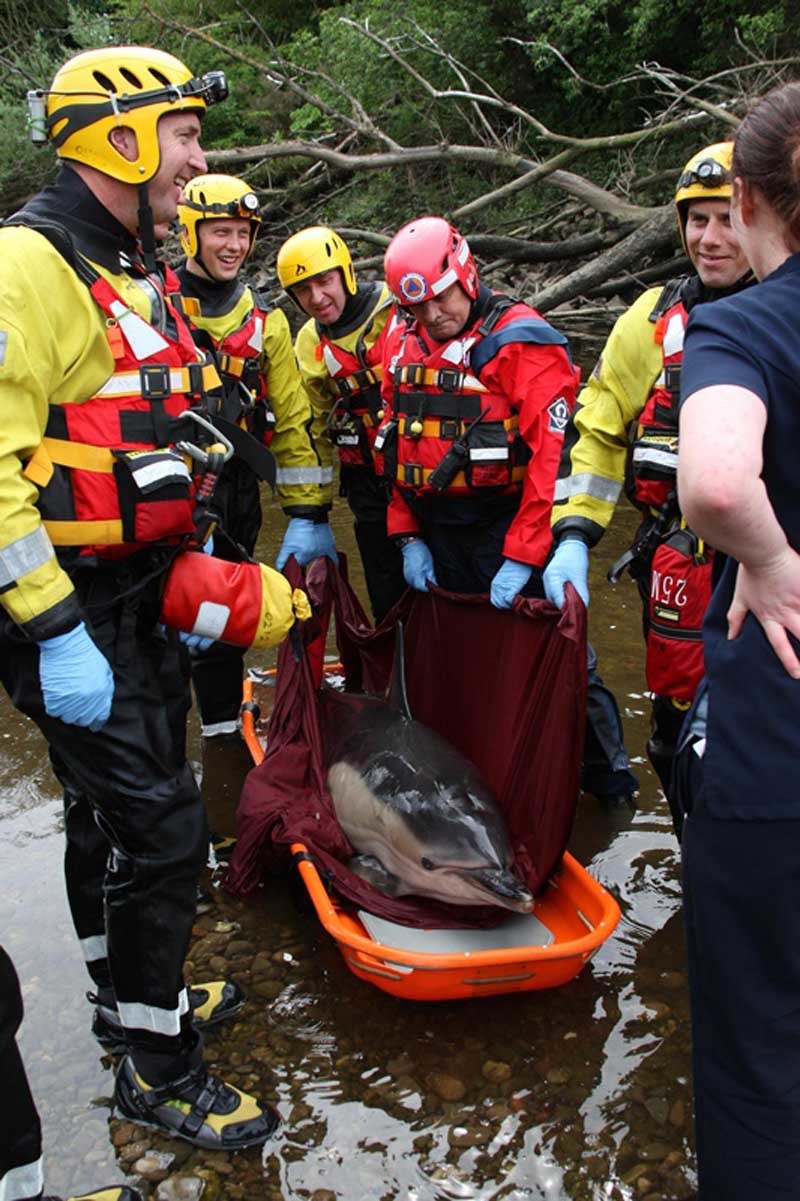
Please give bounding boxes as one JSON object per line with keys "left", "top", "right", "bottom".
{"left": 490, "top": 557, "right": 533, "bottom": 609}
{"left": 38, "top": 621, "right": 114, "bottom": 732}
{"left": 542, "top": 536, "right": 590, "bottom": 608}
{"left": 401, "top": 539, "right": 438, "bottom": 591}
{"left": 276, "top": 518, "right": 321, "bottom": 570}
{"left": 312, "top": 521, "right": 339, "bottom": 566}
{"left": 179, "top": 630, "right": 215, "bottom": 651}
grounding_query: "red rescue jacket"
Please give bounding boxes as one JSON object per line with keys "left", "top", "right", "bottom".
{"left": 377, "top": 291, "right": 579, "bottom": 566}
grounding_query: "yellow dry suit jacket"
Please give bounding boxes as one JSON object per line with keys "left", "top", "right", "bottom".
{"left": 0, "top": 223, "right": 178, "bottom": 638}
{"left": 294, "top": 282, "right": 395, "bottom": 509}
{"left": 176, "top": 274, "right": 328, "bottom": 517}
{"left": 550, "top": 285, "right": 664, "bottom": 546}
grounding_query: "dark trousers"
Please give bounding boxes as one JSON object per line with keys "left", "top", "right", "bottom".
{"left": 422, "top": 511, "right": 637, "bottom": 801}
{"left": 192, "top": 458, "right": 260, "bottom": 730}
{"left": 0, "top": 560, "right": 208, "bottom": 1083}
{"left": 342, "top": 468, "right": 405, "bottom": 623}
{"left": 683, "top": 795, "right": 800, "bottom": 1199}
{"left": 0, "top": 947, "right": 42, "bottom": 1201}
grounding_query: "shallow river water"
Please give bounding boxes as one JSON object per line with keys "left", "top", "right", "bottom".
{"left": 0, "top": 493, "right": 695, "bottom": 1201}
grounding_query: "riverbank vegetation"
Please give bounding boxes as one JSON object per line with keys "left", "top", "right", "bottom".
{"left": 1, "top": 0, "right": 795, "bottom": 312}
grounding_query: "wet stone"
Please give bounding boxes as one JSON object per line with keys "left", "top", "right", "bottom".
{"left": 546, "top": 1067, "right": 571, "bottom": 1085}
{"left": 428, "top": 1072, "right": 467, "bottom": 1101}
{"left": 225, "top": 939, "right": 255, "bottom": 958}
{"left": 250, "top": 979, "right": 283, "bottom": 1001}
{"left": 482, "top": 1059, "right": 512, "bottom": 1084}
{"left": 110, "top": 1122, "right": 140, "bottom": 1149}
{"left": 639, "top": 1141, "right": 674, "bottom": 1161}
{"left": 310, "top": 1192, "right": 337, "bottom": 1201}
{"left": 386, "top": 1053, "right": 414, "bottom": 1076}
{"left": 155, "top": 1176, "right": 206, "bottom": 1201}
{"left": 669, "top": 1099, "right": 686, "bottom": 1128}
{"left": 643, "top": 1096, "right": 670, "bottom": 1125}
{"left": 448, "top": 1123, "right": 492, "bottom": 1149}
{"left": 133, "top": 1150, "right": 175, "bottom": 1182}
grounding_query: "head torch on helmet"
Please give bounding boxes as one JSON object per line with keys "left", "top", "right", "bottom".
{"left": 676, "top": 157, "right": 729, "bottom": 192}
{"left": 178, "top": 173, "right": 262, "bottom": 260}
{"left": 674, "top": 141, "right": 733, "bottom": 251}
{"left": 28, "top": 47, "right": 227, "bottom": 184}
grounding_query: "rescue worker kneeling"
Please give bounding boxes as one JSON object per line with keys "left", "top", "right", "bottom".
{"left": 378, "top": 216, "right": 638, "bottom": 801}
{"left": 0, "top": 45, "right": 292, "bottom": 1158}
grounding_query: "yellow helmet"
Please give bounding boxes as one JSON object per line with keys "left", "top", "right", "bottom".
{"left": 674, "top": 141, "right": 733, "bottom": 250}
{"left": 41, "top": 46, "right": 227, "bottom": 184}
{"left": 178, "top": 173, "right": 261, "bottom": 259}
{"left": 276, "top": 225, "right": 356, "bottom": 296}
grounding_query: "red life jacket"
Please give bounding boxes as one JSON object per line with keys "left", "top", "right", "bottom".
{"left": 23, "top": 256, "right": 221, "bottom": 560}
{"left": 629, "top": 296, "right": 686, "bottom": 511}
{"left": 379, "top": 295, "right": 567, "bottom": 497}
{"left": 645, "top": 526, "right": 714, "bottom": 702}
{"left": 626, "top": 288, "right": 712, "bottom": 702}
{"left": 319, "top": 297, "right": 396, "bottom": 471}
{"left": 173, "top": 287, "right": 277, "bottom": 448}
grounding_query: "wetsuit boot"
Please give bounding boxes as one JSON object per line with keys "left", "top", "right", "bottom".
{"left": 41, "top": 1190, "right": 143, "bottom": 1201}
{"left": 113, "top": 1055, "right": 278, "bottom": 1150}
{"left": 90, "top": 980, "right": 245, "bottom": 1054}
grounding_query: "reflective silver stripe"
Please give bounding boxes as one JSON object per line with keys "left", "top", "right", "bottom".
{"left": 469, "top": 447, "right": 509, "bottom": 461}
{"left": 275, "top": 466, "right": 334, "bottom": 485}
{"left": 0, "top": 1156, "right": 44, "bottom": 1201}
{"left": 80, "top": 934, "right": 108, "bottom": 963}
{"left": 201, "top": 719, "right": 240, "bottom": 737}
{"left": 0, "top": 526, "right": 56, "bottom": 588}
{"left": 131, "top": 459, "right": 191, "bottom": 489}
{"left": 117, "top": 987, "right": 189, "bottom": 1037}
{"left": 553, "top": 473, "right": 622, "bottom": 504}
{"left": 633, "top": 447, "right": 679, "bottom": 470}
{"left": 96, "top": 368, "right": 187, "bottom": 397}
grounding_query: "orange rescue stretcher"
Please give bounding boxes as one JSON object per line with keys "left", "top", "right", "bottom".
{"left": 240, "top": 669, "right": 621, "bottom": 1003}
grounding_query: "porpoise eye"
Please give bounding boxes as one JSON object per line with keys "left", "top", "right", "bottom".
{"left": 421, "top": 857, "right": 435, "bottom": 871}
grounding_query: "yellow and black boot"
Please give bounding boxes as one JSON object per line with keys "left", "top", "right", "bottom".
{"left": 41, "top": 1189, "right": 142, "bottom": 1200}
{"left": 113, "top": 1056, "right": 278, "bottom": 1150}
{"left": 90, "top": 981, "right": 245, "bottom": 1054}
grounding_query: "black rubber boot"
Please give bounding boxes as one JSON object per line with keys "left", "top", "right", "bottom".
{"left": 113, "top": 1056, "right": 279, "bottom": 1150}
{"left": 91, "top": 980, "right": 245, "bottom": 1055}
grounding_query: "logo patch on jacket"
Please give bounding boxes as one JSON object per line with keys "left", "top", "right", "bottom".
{"left": 548, "top": 396, "right": 570, "bottom": 434}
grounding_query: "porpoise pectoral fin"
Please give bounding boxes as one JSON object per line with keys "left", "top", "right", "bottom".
{"left": 384, "top": 622, "right": 413, "bottom": 720}
{"left": 348, "top": 854, "right": 407, "bottom": 897}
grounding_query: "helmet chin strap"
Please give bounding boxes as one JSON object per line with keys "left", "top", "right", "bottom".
{"left": 137, "top": 182, "right": 158, "bottom": 274}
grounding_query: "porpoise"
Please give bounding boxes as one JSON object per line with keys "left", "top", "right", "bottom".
{"left": 320, "top": 627, "right": 533, "bottom": 914}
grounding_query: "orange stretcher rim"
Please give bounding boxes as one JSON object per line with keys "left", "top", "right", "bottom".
{"left": 240, "top": 674, "right": 621, "bottom": 976}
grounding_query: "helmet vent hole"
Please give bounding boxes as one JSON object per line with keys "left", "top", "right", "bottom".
{"left": 93, "top": 70, "right": 118, "bottom": 94}
{"left": 198, "top": 190, "right": 207, "bottom": 204}
{"left": 119, "top": 67, "right": 143, "bottom": 90}
{"left": 149, "top": 68, "right": 171, "bottom": 87}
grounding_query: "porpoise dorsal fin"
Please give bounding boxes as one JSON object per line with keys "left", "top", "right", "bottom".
{"left": 385, "top": 622, "right": 413, "bottom": 719}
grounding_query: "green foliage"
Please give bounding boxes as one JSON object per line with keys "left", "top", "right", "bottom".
{"left": 0, "top": 2, "right": 113, "bottom": 212}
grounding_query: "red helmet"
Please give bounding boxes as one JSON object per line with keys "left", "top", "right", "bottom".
{"left": 384, "top": 216, "right": 479, "bottom": 305}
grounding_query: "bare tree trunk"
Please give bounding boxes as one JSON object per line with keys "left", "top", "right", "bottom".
{"left": 531, "top": 206, "right": 677, "bottom": 311}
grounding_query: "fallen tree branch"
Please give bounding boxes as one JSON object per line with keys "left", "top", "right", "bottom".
{"left": 531, "top": 205, "right": 677, "bottom": 311}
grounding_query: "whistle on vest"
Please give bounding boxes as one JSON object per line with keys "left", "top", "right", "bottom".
{"left": 427, "top": 409, "right": 488, "bottom": 492}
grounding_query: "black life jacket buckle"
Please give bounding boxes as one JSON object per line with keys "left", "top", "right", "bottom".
{"left": 140, "top": 363, "right": 171, "bottom": 400}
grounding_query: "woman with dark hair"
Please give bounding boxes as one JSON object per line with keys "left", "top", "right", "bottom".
{"left": 677, "top": 81, "right": 800, "bottom": 1200}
